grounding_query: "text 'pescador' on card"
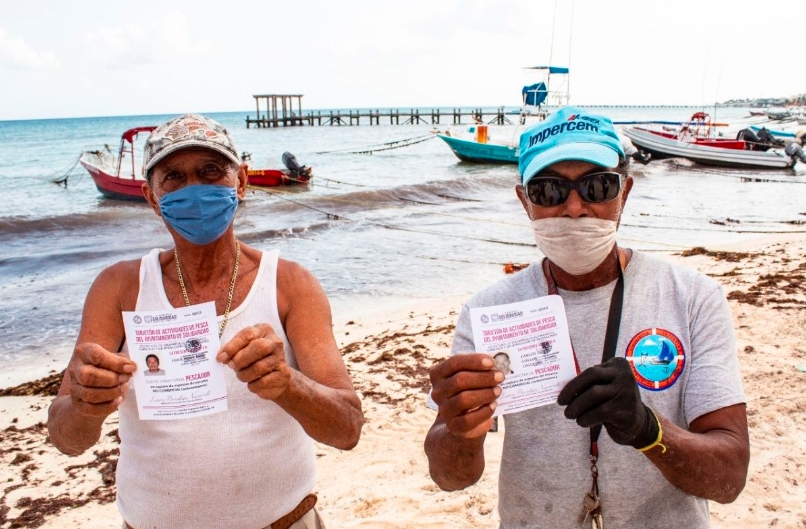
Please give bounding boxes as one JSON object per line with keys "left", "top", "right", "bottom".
{"left": 469, "top": 295, "right": 577, "bottom": 417}
{"left": 122, "top": 301, "right": 227, "bottom": 421}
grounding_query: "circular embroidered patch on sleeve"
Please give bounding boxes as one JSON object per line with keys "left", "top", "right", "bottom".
{"left": 625, "top": 328, "right": 685, "bottom": 391}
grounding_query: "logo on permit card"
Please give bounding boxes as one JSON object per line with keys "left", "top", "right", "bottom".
{"left": 625, "top": 328, "right": 685, "bottom": 391}
{"left": 185, "top": 338, "right": 203, "bottom": 353}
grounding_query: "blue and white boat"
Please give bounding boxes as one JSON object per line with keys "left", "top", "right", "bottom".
{"left": 434, "top": 128, "right": 518, "bottom": 163}
{"left": 749, "top": 124, "right": 799, "bottom": 140}
{"left": 435, "top": 66, "right": 570, "bottom": 164}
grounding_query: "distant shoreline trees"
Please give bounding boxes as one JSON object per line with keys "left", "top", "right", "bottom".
{"left": 722, "top": 94, "right": 806, "bottom": 107}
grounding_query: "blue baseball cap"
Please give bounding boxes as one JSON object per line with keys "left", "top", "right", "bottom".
{"left": 519, "top": 106, "right": 625, "bottom": 185}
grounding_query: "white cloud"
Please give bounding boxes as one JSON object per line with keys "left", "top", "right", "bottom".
{"left": 84, "top": 11, "right": 210, "bottom": 69}
{"left": 0, "top": 28, "right": 58, "bottom": 70}
{"left": 85, "top": 25, "right": 151, "bottom": 68}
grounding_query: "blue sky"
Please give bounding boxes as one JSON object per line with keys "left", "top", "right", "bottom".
{"left": 1, "top": 0, "right": 803, "bottom": 120}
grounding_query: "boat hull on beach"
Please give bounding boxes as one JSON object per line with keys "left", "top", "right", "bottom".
{"left": 435, "top": 133, "right": 518, "bottom": 163}
{"left": 247, "top": 168, "right": 311, "bottom": 187}
{"left": 79, "top": 150, "right": 148, "bottom": 201}
{"left": 622, "top": 127, "right": 796, "bottom": 169}
{"left": 79, "top": 126, "right": 156, "bottom": 201}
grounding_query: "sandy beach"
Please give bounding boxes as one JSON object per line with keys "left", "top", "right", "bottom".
{"left": 1, "top": 234, "right": 805, "bottom": 529}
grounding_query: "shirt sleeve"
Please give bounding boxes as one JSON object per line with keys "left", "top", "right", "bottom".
{"left": 450, "top": 304, "right": 476, "bottom": 356}
{"left": 683, "top": 279, "right": 746, "bottom": 426}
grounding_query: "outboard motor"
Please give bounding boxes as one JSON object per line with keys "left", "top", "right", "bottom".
{"left": 620, "top": 135, "right": 651, "bottom": 165}
{"left": 736, "top": 128, "right": 769, "bottom": 151}
{"left": 282, "top": 151, "right": 312, "bottom": 180}
{"left": 785, "top": 141, "right": 806, "bottom": 164}
{"left": 282, "top": 152, "right": 302, "bottom": 174}
{"left": 756, "top": 127, "right": 786, "bottom": 147}
{"left": 631, "top": 150, "right": 651, "bottom": 165}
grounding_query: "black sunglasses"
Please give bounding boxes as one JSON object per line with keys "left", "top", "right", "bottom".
{"left": 525, "top": 172, "right": 622, "bottom": 207}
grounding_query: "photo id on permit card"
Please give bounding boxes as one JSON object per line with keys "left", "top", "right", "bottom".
{"left": 469, "top": 295, "right": 576, "bottom": 417}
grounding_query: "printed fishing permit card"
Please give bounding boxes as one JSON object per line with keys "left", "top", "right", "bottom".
{"left": 469, "top": 295, "right": 577, "bottom": 417}
{"left": 122, "top": 301, "right": 227, "bottom": 420}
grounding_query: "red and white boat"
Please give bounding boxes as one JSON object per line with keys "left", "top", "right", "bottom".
{"left": 79, "top": 126, "right": 156, "bottom": 201}
{"left": 79, "top": 128, "right": 312, "bottom": 201}
{"left": 622, "top": 127, "right": 801, "bottom": 169}
{"left": 620, "top": 111, "right": 806, "bottom": 170}
{"left": 243, "top": 152, "right": 313, "bottom": 187}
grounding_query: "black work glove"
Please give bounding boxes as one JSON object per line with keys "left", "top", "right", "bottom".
{"left": 557, "top": 357, "right": 659, "bottom": 449}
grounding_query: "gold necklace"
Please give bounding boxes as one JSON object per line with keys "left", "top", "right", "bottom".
{"left": 174, "top": 239, "right": 240, "bottom": 338}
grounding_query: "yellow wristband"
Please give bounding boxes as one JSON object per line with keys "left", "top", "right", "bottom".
{"left": 637, "top": 407, "right": 667, "bottom": 454}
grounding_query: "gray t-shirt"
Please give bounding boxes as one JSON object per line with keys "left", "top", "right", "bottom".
{"left": 451, "top": 251, "right": 745, "bottom": 528}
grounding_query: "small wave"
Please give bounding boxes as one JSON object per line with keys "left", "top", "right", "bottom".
{"left": 0, "top": 208, "right": 145, "bottom": 236}
{"left": 251, "top": 171, "right": 518, "bottom": 218}
{"left": 238, "top": 221, "right": 336, "bottom": 243}
{"left": 0, "top": 246, "right": 150, "bottom": 278}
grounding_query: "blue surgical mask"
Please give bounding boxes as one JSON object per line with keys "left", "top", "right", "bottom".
{"left": 159, "top": 185, "right": 238, "bottom": 245}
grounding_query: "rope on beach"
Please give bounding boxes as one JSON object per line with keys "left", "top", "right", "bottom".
{"left": 48, "top": 154, "right": 83, "bottom": 187}
{"left": 377, "top": 222, "right": 534, "bottom": 246}
{"left": 733, "top": 174, "right": 806, "bottom": 184}
{"left": 296, "top": 176, "right": 485, "bottom": 193}
{"left": 284, "top": 176, "right": 311, "bottom": 185}
{"left": 434, "top": 193, "right": 484, "bottom": 202}
{"left": 616, "top": 236, "right": 690, "bottom": 249}
{"left": 314, "top": 134, "right": 436, "bottom": 155}
{"left": 246, "top": 185, "right": 346, "bottom": 220}
{"left": 635, "top": 212, "right": 806, "bottom": 226}
{"left": 315, "top": 176, "right": 382, "bottom": 188}
{"left": 671, "top": 163, "right": 806, "bottom": 184}
{"left": 395, "top": 251, "right": 530, "bottom": 267}
{"left": 393, "top": 195, "right": 444, "bottom": 206}
{"left": 620, "top": 222, "right": 806, "bottom": 234}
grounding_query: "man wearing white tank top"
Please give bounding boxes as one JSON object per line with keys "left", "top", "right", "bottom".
{"left": 48, "top": 114, "right": 364, "bottom": 529}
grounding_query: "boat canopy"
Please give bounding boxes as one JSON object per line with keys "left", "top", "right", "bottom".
{"left": 121, "top": 126, "right": 157, "bottom": 144}
{"left": 523, "top": 66, "right": 570, "bottom": 74}
{"left": 522, "top": 82, "right": 548, "bottom": 107}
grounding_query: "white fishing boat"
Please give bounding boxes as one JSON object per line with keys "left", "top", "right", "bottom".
{"left": 621, "top": 127, "right": 802, "bottom": 169}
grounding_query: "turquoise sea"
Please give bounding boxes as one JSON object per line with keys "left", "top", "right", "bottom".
{"left": 1, "top": 106, "right": 805, "bottom": 385}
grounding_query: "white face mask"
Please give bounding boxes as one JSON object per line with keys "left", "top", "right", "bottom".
{"left": 530, "top": 217, "right": 618, "bottom": 275}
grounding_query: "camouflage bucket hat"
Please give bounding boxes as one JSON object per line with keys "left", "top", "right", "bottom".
{"left": 142, "top": 114, "right": 240, "bottom": 177}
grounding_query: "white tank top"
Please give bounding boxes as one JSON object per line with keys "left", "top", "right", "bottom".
{"left": 117, "top": 248, "right": 316, "bottom": 529}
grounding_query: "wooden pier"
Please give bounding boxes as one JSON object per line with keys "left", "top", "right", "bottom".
{"left": 245, "top": 94, "right": 706, "bottom": 128}
{"left": 246, "top": 94, "right": 514, "bottom": 128}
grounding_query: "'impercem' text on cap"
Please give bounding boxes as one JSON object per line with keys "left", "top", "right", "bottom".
{"left": 528, "top": 114, "right": 602, "bottom": 147}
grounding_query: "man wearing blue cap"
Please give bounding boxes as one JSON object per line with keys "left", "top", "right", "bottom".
{"left": 425, "top": 107, "right": 749, "bottom": 527}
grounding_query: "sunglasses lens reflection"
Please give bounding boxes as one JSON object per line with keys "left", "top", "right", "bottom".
{"left": 527, "top": 173, "right": 620, "bottom": 207}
